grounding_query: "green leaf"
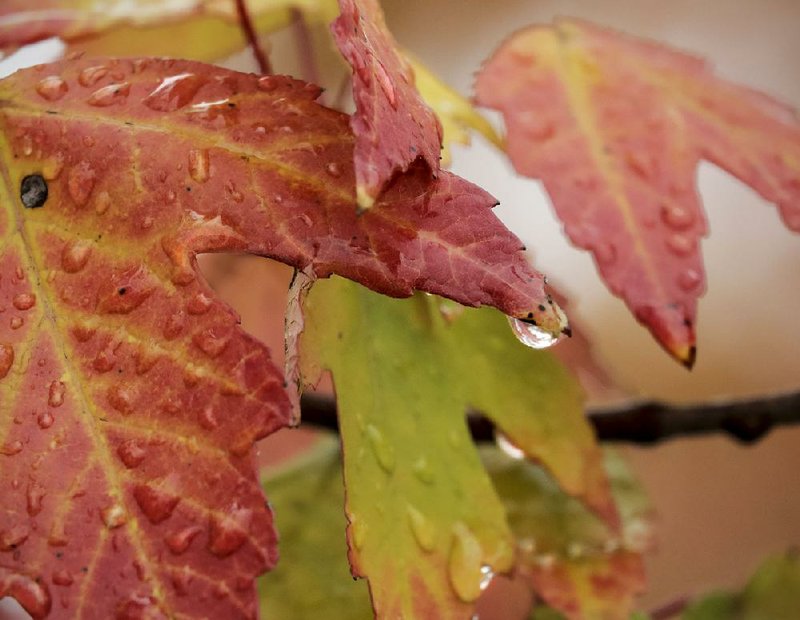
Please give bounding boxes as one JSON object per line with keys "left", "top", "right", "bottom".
{"left": 259, "top": 436, "right": 372, "bottom": 620}
{"left": 297, "top": 276, "right": 616, "bottom": 618}
{"left": 486, "top": 447, "right": 652, "bottom": 620}
{"left": 683, "top": 551, "right": 800, "bottom": 620}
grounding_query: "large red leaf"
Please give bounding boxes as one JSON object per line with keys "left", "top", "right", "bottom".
{"left": 475, "top": 18, "right": 800, "bottom": 366}
{"left": 332, "top": 0, "right": 442, "bottom": 210}
{"left": 0, "top": 56, "right": 561, "bottom": 619}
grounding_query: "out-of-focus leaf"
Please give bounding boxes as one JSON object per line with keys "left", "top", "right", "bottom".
{"left": 259, "top": 436, "right": 373, "bottom": 620}
{"left": 475, "top": 18, "right": 800, "bottom": 366}
{"left": 296, "top": 276, "right": 615, "bottom": 619}
{"left": 0, "top": 56, "right": 560, "bottom": 618}
{"left": 331, "top": 0, "right": 442, "bottom": 209}
{"left": 683, "top": 551, "right": 800, "bottom": 620}
{"left": 0, "top": 0, "right": 337, "bottom": 57}
{"left": 406, "top": 55, "right": 502, "bottom": 167}
{"left": 486, "top": 447, "right": 652, "bottom": 620}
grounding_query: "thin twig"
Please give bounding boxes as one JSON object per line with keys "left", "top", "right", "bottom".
{"left": 299, "top": 390, "right": 800, "bottom": 445}
{"left": 290, "top": 8, "right": 320, "bottom": 85}
{"left": 234, "top": 0, "right": 272, "bottom": 74}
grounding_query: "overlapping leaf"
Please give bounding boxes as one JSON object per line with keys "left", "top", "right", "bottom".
{"left": 331, "top": 0, "right": 442, "bottom": 209}
{"left": 295, "top": 276, "right": 615, "bottom": 619}
{"left": 475, "top": 18, "right": 800, "bottom": 366}
{"left": 258, "top": 434, "right": 646, "bottom": 620}
{"left": 484, "top": 448, "right": 652, "bottom": 619}
{"left": 683, "top": 551, "right": 800, "bottom": 620}
{"left": 0, "top": 56, "right": 561, "bottom": 618}
{"left": 0, "top": 0, "right": 338, "bottom": 57}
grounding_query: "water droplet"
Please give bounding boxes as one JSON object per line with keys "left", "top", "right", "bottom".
{"left": 21, "top": 134, "right": 33, "bottom": 156}
{"left": 198, "top": 405, "right": 218, "bottom": 430}
{"left": 165, "top": 525, "right": 203, "bottom": 555}
{"left": 0, "top": 343, "right": 14, "bottom": 379}
{"left": 1, "top": 440, "right": 23, "bottom": 455}
{"left": 37, "top": 411, "right": 54, "bottom": 429}
{"left": 350, "top": 518, "right": 367, "bottom": 550}
{"left": 36, "top": 76, "right": 69, "bottom": 101}
{"left": 257, "top": 75, "right": 278, "bottom": 92}
{"left": 133, "top": 484, "right": 180, "bottom": 524}
{"left": 87, "top": 81, "right": 130, "bottom": 106}
{"left": 208, "top": 504, "right": 252, "bottom": 557}
{"left": 567, "top": 542, "right": 585, "bottom": 559}
{"left": 192, "top": 328, "right": 229, "bottom": 358}
{"left": 508, "top": 317, "right": 560, "bottom": 349}
{"left": 48, "top": 381, "right": 65, "bottom": 407}
{"left": 660, "top": 203, "right": 695, "bottom": 230}
{"left": 448, "top": 522, "right": 484, "bottom": 603}
{"left": 496, "top": 433, "right": 525, "bottom": 460}
{"left": 373, "top": 59, "right": 397, "bottom": 109}
{"left": 51, "top": 569, "right": 73, "bottom": 586}
{"left": 13, "top": 293, "right": 36, "bottom": 311}
{"left": 188, "top": 149, "right": 210, "bottom": 182}
{"left": 78, "top": 65, "right": 109, "bottom": 87}
{"left": 406, "top": 505, "right": 436, "bottom": 552}
{"left": 0, "top": 572, "right": 51, "bottom": 618}
{"left": 107, "top": 384, "right": 134, "bottom": 414}
{"left": 144, "top": 73, "right": 206, "bottom": 111}
{"left": 117, "top": 440, "right": 146, "bottom": 468}
{"left": 187, "top": 292, "right": 212, "bottom": 315}
{"left": 479, "top": 564, "right": 494, "bottom": 591}
{"left": 171, "top": 567, "right": 193, "bottom": 596}
{"left": 678, "top": 269, "right": 702, "bottom": 292}
{"left": 10, "top": 317, "right": 24, "bottom": 330}
{"left": 412, "top": 456, "right": 435, "bottom": 484}
{"left": 326, "top": 162, "right": 342, "bottom": 178}
{"left": 67, "top": 161, "right": 96, "bottom": 207}
{"left": 594, "top": 242, "right": 617, "bottom": 265}
{"left": 26, "top": 482, "right": 45, "bottom": 516}
{"left": 366, "top": 424, "right": 395, "bottom": 473}
{"left": 101, "top": 503, "right": 127, "bottom": 529}
{"left": 61, "top": 240, "right": 92, "bottom": 273}
{"left": 94, "top": 190, "right": 111, "bottom": 214}
{"left": 0, "top": 524, "right": 30, "bottom": 550}
{"left": 667, "top": 233, "right": 696, "bottom": 256}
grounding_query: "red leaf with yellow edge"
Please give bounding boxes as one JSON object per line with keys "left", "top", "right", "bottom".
{"left": 332, "top": 0, "right": 442, "bottom": 210}
{"left": 0, "top": 56, "right": 562, "bottom": 618}
{"left": 475, "top": 18, "right": 800, "bottom": 366}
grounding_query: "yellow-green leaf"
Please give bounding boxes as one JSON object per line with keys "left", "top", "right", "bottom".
{"left": 406, "top": 55, "right": 502, "bottom": 167}
{"left": 297, "top": 276, "right": 616, "bottom": 619}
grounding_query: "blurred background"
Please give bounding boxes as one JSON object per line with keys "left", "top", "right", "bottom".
{"left": 1, "top": 0, "right": 799, "bottom": 616}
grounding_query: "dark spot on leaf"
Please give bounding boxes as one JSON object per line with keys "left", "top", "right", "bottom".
{"left": 20, "top": 174, "right": 48, "bottom": 209}
{"left": 527, "top": 312, "right": 534, "bottom": 319}
{"left": 118, "top": 287, "right": 127, "bottom": 296}
{"left": 538, "top": 304, "right": 546, "bottom": 311}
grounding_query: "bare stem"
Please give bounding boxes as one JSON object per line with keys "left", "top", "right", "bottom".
{"left": 291, "top": 8, "right": 320, "bottom": 85}
{"left": 234, "top": 0, "right": 272, "bottom": 75}
{"left": 299, "top": 390, "right": 800, "bottom": 445}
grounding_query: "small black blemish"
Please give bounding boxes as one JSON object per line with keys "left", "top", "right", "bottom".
{"left": 20, "top": 174, "right": 48, "bottom": 209}
{"left": 527, "top": 312, "right": 534, "bottom": 319}
{"left": 227, "top": 102, "right": 236, "bottom": 108}
{"left": 55, "top": 552, "right": 63, "bottom": 559}
{"left": 124, "top": 121, "right": 133, "bottom": 126}
{"left": 186, "top": 186, "right": 191, "bottom": 192}
{"left": 118, "top": 287, "right": 127, "bottom": 296}
{"left": 538, "top": 304, "right": 546, "bottom": 312}
{"left": 81, "top": 567, "right": 88, "bottom": 573}
{"left": 45, "top": 110, "right": 58, "bottom": 115}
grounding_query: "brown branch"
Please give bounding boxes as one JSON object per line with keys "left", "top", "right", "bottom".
{"left": 290, "top": 8, "right": 320, "bottom": 85}
{"left": 234, "top": 0, "right": 272, "bottom": 74}
{"left": 299, "top": 390, "right": 800, "bottom": 445}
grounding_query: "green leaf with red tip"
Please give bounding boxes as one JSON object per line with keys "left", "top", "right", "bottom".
{"left": 0, "top": 56, "right": 558, "bottom": 618}
{"left": 485, "top": 447, "right": 652, "bottom": 620}
{"left": 475, "top": 18, "right": 800, "bottom": 366}
{"left": 332, "top": 0, "right": 442, "bottom": 209}
{"left": 296, "top": 276, "right": 616, "bottom": 619}
{"left": 257, "top": 434, "right": 644, "bottom": 620}
{"left": 682, "top": 551, "right": 800, "bottom": 620}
